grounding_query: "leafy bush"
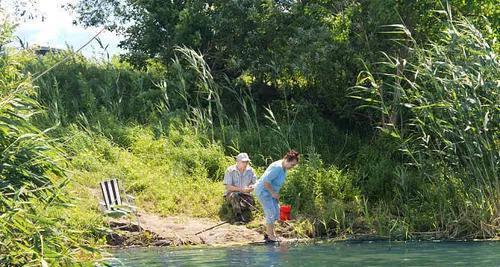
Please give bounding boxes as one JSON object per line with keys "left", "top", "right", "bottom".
{"left": 281, "top": 153, "right": 362, "bottom": 236}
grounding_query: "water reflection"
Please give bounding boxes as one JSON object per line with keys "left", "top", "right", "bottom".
{"left": 221, "top": 242, "right": 291, "bottom": 266}
{"left": 110, "top": 241, "right": 500, "bottom": 267}
{"left": 225, "top": 246, "right": 258, "bottom": 266}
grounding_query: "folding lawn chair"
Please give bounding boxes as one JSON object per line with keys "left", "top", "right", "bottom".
{"left": 99, "top": 178, "right": 141, "bottom": 230}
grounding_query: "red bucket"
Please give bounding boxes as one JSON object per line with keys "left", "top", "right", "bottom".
{"left": 279, "top": 205, "right": 292, "bottom": 221}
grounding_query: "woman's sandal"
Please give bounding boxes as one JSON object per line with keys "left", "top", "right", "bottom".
{"left": 263, "top": 233, "right": 279, "bottom": 243}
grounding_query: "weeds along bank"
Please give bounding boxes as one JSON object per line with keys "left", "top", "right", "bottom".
{"left": 351, "top": 16, "right": 499, "bottom": 239}
{"left": 0, "top": 24, "right": 103, "bottom": 266}
{"left": 65, "top": 125, "right": 231, "bottom": 218}
{"left": 0, "top": 12, "right": 498, "bottom": 266}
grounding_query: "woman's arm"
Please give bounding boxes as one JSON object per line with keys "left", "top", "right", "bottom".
{"left": 260, "top": 165, "right": 280, "bottom": 199}
{"left": 264, "top": 181, "right": 279, "bottom": 199}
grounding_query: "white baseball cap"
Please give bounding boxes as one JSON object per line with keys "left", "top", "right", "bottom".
{"left": 236, "top": 153, "right": 251, "bottom": 162}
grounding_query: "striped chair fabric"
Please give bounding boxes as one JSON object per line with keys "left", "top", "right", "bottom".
{"left": 99, "top": 178, "right": 123, "bottom": 210}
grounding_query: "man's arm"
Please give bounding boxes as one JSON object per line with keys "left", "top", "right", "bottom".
{"left": 246, "top": 170, "right": 257, "bottom": 191}
{"left": 223, "top": 168, "right": 238, "bottom": 192}
{"left": 226, "top": 184, "right": 254, "bottom": 193}
{"left": 225, "top": 184, "right": 244, "bottom": 193}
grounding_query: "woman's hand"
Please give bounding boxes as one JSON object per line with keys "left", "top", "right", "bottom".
{"left": 271, "top": 192, "right": 280, "bottom": 200}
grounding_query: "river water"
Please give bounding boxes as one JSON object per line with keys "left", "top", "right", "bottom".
{"left": 109, "top": 240, "right": 500, "bottom": 266}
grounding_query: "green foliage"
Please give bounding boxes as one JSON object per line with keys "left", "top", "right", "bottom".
{"left": 64, "top": 124, "right": 231, "bottom": 218}
{"left": 354, "top": 137, "right": 401, "bottom": 201}
{"left": 24, "top": 53, "right": 164, "bottom": 126}
{"left": 353, "top": 13, "right": 499, "bottom": 237}
{"left": 0, "top": 23, "right": 101, "bottom": 266}
{"left": 281, "top": 154, "right": 362, "bottom": 236}
{"left": 71, "top": 0, "right": 499, "bottom": 124}
{"left": 1, "top": 3, "right": 497, "bottom": 258}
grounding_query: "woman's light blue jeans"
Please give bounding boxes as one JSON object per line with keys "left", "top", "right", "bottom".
{"left": 257, "top": 194, "right": 279, "bottom": 224}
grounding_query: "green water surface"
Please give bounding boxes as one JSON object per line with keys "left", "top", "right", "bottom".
{"left": 109, "top": 240, "right": 500, "bottom": 266}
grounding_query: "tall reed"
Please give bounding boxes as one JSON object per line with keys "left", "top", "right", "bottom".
{"left": 352, "top": 10, "right": 499, "bottom": 237}
{"left": 0, "top": 22, "right": 100, "bottom": 266}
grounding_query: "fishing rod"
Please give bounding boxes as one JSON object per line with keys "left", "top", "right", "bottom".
{"left": 194, "top": 221, "right": 229, "bottom": 235}
{"left": 238, "top": 193, "right": 260, "bottom": 212}
{"left": 195, "top": 193, "right": 261, "bottom": 235}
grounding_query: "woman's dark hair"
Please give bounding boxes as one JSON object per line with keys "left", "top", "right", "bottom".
{"left": 283, "top": 150, "right": 300, "bottom": 162}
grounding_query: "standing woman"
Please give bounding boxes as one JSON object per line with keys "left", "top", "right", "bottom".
{"left": 255, "top": 150, "right": 300, "bottom": 242}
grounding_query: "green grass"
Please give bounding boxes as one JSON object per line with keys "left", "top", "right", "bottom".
{"left": 64, "top": 124, "right": 232, "bottom": 218}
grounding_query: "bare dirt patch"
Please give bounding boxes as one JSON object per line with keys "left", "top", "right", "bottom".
{"left": 107, "top": 211, "right": 265, "bottom": 247}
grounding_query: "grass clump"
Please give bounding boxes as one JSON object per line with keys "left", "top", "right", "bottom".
{"left": 64, "top": 124, "right": 232, "bottom": 218}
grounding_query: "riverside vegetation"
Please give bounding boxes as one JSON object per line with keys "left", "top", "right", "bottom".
{"left": 0, "top": 1, "right": 498, "bottom": 266}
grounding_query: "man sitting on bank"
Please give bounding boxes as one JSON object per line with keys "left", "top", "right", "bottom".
{"left": 223, "top": 153, "right": 256, "bottom": 223}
